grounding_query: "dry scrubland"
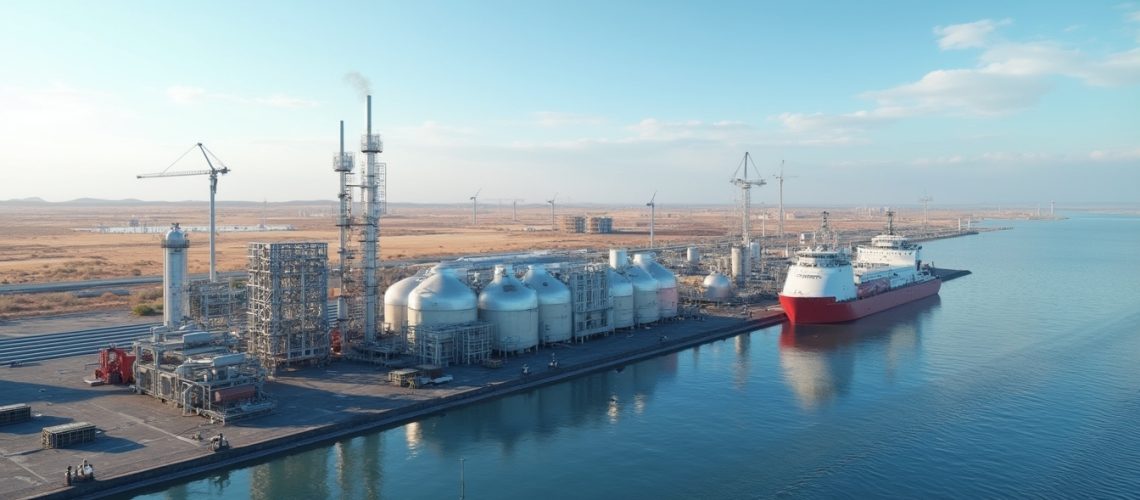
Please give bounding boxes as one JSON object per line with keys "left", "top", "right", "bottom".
{"left": 0, "top": 200, "right": 973, "bottom": 319}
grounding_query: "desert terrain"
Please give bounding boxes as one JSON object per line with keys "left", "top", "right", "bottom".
{"left": 1, "top": 199, "right": 997, "bottom": 320}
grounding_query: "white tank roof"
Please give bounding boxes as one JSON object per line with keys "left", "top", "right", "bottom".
{"left": 607, "top": 268, "right": 633, "bottom": 296}
{"left": 521, "top": 265, "right": 571, "bottom": 304}
{"left": 634, "top": 253, "right": 677, "bottom": 288}
{"left": 384, "top": 274, "right": 424, "bottom": 307}
{"left": 408, "top": 268, "right": 477, "bottom": 312}
{"left": 479, "top": 265, "right": 539, "bottom": 312}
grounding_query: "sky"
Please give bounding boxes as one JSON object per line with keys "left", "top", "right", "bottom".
{"left": 1, "top": 1, "right": 1138, "bottom": 207}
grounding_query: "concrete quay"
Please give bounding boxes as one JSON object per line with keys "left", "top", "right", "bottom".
{"left": 1, "top": 309, "right": 786, "bottom": 500}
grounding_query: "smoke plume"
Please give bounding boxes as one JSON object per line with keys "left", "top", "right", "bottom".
{"left": 343, "top": 71, "right": 372, "bottom": 99}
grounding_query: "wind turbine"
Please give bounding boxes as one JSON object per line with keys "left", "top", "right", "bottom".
{"left": 730, "top": 152, "right": 766, "bottom": 247}
{"left": 646, "top": 191, "right": 657, "bottom": 248}
{"left": 469, "top": 187, "right": 482, "bottom": 225}
{"left": 772, "top": 160, "right": 797, "bottom": 240}
{"left": 137, "top": 142, "right": 231, "bottom": 282}
{"left": 547, "top": 192, "right": 558, "bottom": 230}
{"left": 511, "top": 198, "right": 524, "bottom": 222}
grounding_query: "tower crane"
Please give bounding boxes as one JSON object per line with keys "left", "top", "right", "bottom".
{"left": 730, "top": 152, "right": 766, "bottom": 247}
{"left": 646, "top": 191, "right": 657, "bottom": 248}
{"left": 137, "top": 143, "right": 230, "bottom": 282}
{"left": 469, "top": 188, "right": 482, "bottom": 225}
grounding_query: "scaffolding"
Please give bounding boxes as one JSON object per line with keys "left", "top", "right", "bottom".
{"left": 559, "top": 215, "right": 585, "bottom": 233}
{"left": 407, "top": 322, "right": 492, "bottom": 367}
{"left": 565, "top": 264, "right": 613, "bottom": 339}
{"left": 247, "top": 242, "right": 330, "bottom": 370}
{"left": 188, "top": 278, "right": 247, "bottom": 333}
{"left": 587, "top": 216, "right": 613, "bottom": 234}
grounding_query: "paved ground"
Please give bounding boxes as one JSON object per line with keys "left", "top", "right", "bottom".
{"left": 0, "top": 307, "right": 784, "bottom": 500}
{"left": 0, "top": 311, "right": 153, "bottom": 339}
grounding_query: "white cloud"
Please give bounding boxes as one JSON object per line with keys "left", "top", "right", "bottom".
{"left": 534, "top": 111, "right": 605, "bottom": 127}
{"left": 165, "top": 85, "right": 317, "bottom": 108}
{"left": 777, "top": 12, "right": 1140, "bottom": 141}
{"left": 933, "top": 19, "right": 1010, "bottom": 50}
{"left": 167, "top": 85, "right": 206, "bottom": 104}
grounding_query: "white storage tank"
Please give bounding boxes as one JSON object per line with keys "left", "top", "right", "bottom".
{"left": 634, "top": 253, "right": 678, "bottom": 319}
{"left": 607, "top": 268, "right": 635, "bottom": 329}
{"left": 479, "top": 265, "right": 539, "bottom": 352}
{"left": 383, "top": 273, "right": 425, "bottom": 333}
{"left": 609, "top": 248, "right": 629, "bottom": 270}
{"left": 686, "top": 247, "right": 701, "bottom": 266}
{"left": 522, "top": 264, "right": 572, "bottom": 344}
{"left": 407, "top": 268, "right": 478, "bottom": 328}
{"left": 702, "top": 272, "right": 733, "bottom": 300}
{"left": 623, "top": 264, "right": 659, "bottom": 325}
{"left": 162, "top": 223, "right": 190, "bottom": 329}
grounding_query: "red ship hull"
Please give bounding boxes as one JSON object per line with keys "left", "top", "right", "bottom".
{"left": 779, "top": 278, "right": 942, "bottom": 324}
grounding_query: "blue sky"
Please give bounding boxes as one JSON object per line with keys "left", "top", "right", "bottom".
{"left": 1, "top": 1, "right": 1137, "bottom": 206}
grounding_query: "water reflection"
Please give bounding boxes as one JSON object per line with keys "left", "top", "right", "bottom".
{"left": 415, "top": 356, "right": 674, "bottom": 455}
{"left": 779, "top": 296, "right": 941, "bottom": 409}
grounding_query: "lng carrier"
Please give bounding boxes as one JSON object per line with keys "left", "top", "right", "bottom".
{"left": 779, "top": 211, "right": 942, "bottom": 324}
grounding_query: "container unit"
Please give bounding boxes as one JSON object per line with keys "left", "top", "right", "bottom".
{"left": 42, "top": 422, "right": 97, "bottom": 449}
{"left": 634, "top": 253, "right": 678, "bottom": 319}
{"left": 522, "top": 265, "right": 572, "bottom": 343}
{"left": 407, "top": 268, "right": 478, "bottom": 328}
{"left": 702, "top": 272, "right": 733, "bottom": 300}
{"left": 622, "top": 264, "right": 660, "bottom": 325}
{"left": 0, "top": 404, "right": 31, "bottom": 425}
{"left": 607, "top": 268, "right": 635, "bottom": 328}
{"left": 478, "top": 265, "right": 539, "bottom": 353}
{"left": 383, "top": 273, "right": 425, "bottom": 334}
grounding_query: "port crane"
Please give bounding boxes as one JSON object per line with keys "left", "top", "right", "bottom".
{"left": 730, "top": 152, "right": 766, "bottom": 247}
{"left": 137, "top": 143, "right": 230, "bottom": 281}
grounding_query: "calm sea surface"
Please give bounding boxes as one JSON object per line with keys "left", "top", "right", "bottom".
{"left": 139, "top": 214, "right": 1140, "bottom": 499}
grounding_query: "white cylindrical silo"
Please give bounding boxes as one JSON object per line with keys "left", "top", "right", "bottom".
{"left": 623, "top": 264, "right": 659, "bottom": 325}
{"left": 479, "top": 265, "right": 539, "bottom": 353}
{"left": 634, "top": 253, "right": 678, "bottom": 319}
{"left": 522, "top": 264, "right": 572, "bottom": 344}
{"left": 407, "top": 268, "right": 478, "bottom": 328}
{"left": 162, "top": 223, "right": 190, "bottom": 329}
{"left": 731, "top": 246, "right": 745, "bottom": 285}
{"left": 383, "top": 273, "right": 424, "bottom": 333}
{"left": 702, "top": 272, "right": 733, "bottom": 300}
{"left": 686, "top": 247, "right": 700, "bottom": 266}
{"left": 609, "top": 248, "right": 629, "bottom": 270}
{"left": 607, "top": 268, "right": 635, "bottom": 329}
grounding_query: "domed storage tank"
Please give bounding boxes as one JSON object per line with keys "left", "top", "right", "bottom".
{"left": 162, "top": 223, "right": 190, "bottom": 329}
{"left": 634, "top": 253, "right": 678, "bottom": 319}
{"left": 407, "top": 268, "right": 477, "bottom": 328}
{"left": 522, "top": 265, "right": 572, "bottom": 344}
{"left": 607, "top": 268, "right": 635, "bottom": 329}
{"left": 383, "top": 273, "right": 425, "bottom": 333}
{"left": 623, "top": 264, "right": 659, "bottom": 325}
{"left": 702, "top": 272, "right": 733, "bottom": 300}
{"left": 479, "top": 265, "right": 539, "bottom": 352}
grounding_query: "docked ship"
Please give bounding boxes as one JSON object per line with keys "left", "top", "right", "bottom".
{"left": 779, "top": 211, "right": 941, "bottom": 324}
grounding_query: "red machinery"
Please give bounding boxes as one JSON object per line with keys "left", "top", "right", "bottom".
{"left": 90, "top": 346, "right": 136, "bottom": 386}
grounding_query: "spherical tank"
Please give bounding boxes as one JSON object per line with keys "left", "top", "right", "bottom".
{"left": 162, "top": 223, "right": 190, "bottom": 329}
{"left": 407, "top": 268, "right": 477, "bottom": 328}
{"left": 383, "top": 274, "right": 424, "bottom": 333}
{"left": 479, "top": 265, "right": 539, "bottom": 352}
{"left": 607, "top": 268, "right": 635, "bottom": 329}
{"left": 702, "top": 272, "right": 733, "bottom": 300}
{"left": 521, "top": 265, "right": 572, "bottom": 344}
{"left": 622, "top": 264, "right": 659, "bottom": 324}
{"left": 634, "top": 253, "right": 678, "bottom": 319}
